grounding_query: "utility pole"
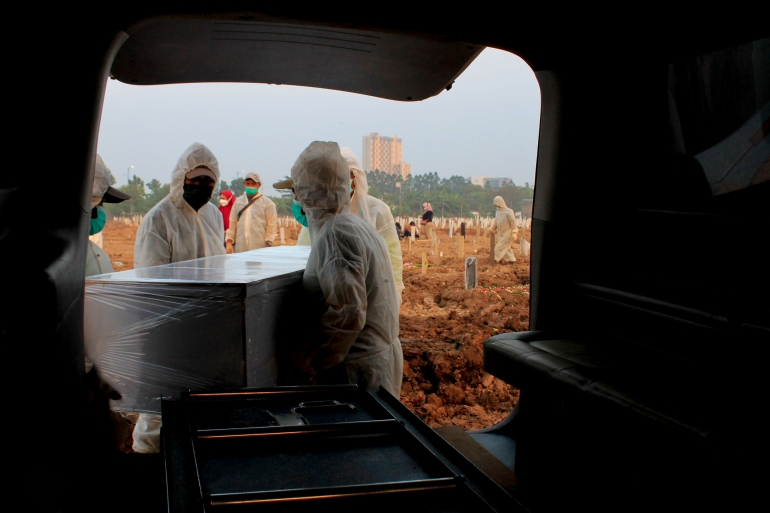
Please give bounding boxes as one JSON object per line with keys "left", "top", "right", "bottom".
{"left": 126, "top": 165, "right": 133, "bottom": 185}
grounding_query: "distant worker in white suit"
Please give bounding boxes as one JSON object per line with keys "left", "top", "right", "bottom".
{"left": 132, "top": 142, "right": 226, "bottom": 453}
{"left": 340, "top": 147, "right": 404, "bottom": 294}
{"left": 490, "top": 196, "right": 518, "bottom": 264}
{"left": 226, "top": 172, "right": 277, "bottom": 253}
{"left": 134, "top": 142, "right": 226, "bottom": 269}
{"left": 291, "top": 141, "right": 402, "bottom": 397}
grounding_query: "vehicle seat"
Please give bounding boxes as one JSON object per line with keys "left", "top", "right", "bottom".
{"left": 483, "top": 330, "right": 721, "bottom": 441}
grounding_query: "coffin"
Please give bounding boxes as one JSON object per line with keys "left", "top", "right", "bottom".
{"left": 84, "top": 246, "right": 310, "bottom": 413}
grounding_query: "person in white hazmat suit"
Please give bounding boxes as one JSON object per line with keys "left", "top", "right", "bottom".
{"left": 134, "top": 142, "right": 226, "bottom": 269}
{"left": 86, "top": 154, "right": 131, "bottom": 277}
{"left": 490, "top": 196, "right": 518, "bottom": 264}
{"left": 225, "top": 172, "right": 278, "bottom": 253}
{"left": 132, "top": 142, "right": 226, "bottom": 453}
{"left": 340, "top": 147, "right": 404, "bottom": 294}
{"left": 291, "top": 141, "right": 403, "bottom": 396}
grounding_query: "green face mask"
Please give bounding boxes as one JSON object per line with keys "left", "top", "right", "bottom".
{"left": 89, "top": 206, "right": 106, "bottom": 235}
{"left": 245, "top": 186, "right": 258, "bottom": 196}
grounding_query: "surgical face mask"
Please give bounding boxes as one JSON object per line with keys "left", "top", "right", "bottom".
{"left": 291, "top": 199, "right": 308, "bottom": 227}
{"left": 245, "top": 186, "right": 258, "bottom": 196}
{"left": 182, "top": 184, "right": 214, "bottom": 211}
{"left": 350, "top": 179, "right": 354, "bottom": 195}
{"left": 89, "top": 206, "right": 106, "bottom": 235}
{"left": 219, "top": 198, "right": 229, "bottom": 207}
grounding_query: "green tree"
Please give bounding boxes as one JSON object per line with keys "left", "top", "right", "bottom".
{"left": 230, "top": 177, "right": 245, "bottom": 197}
{"left": 362, "top": 171, "right": 533, "bottom": 218}
{"left": 270, "top": 197, "right": 292, "bottom": 216}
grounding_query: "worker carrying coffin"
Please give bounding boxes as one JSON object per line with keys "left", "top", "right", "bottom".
{"left": 87, "top": 154, "right": 131, "bottom": 277}
{"left": 226, "top": 172, "right": 278, "bottom": 253}
{"left": 290, "top": 141, "right": 403, "bottom": 397}
{"left": 490, "top": 196, "right": 518, "bottom": 264}
{"left": 134, "top": 142, "right": 226, "bottom": 268}
{"left": 341, "top": 147, "right": 404, "bottom": 295}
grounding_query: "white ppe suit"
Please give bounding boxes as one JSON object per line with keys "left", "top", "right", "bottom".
{"left": 297, "top": 226, "right": 310, "bottom": 246}
{"left": 490, "top": 196, "right": 518, "bottom": 263}
{"left": 291, "top": 141, "right": 403, "bottom": 397}
{"left": 226, "top": 193, "right": 278, "bottom": 251}
{"left": 131, "top": 142, "right": 225, "bottom": 453}
{"left": 340, "top": 147, "right": 404, "bottom": 294}
{"left": 134, "top": 143, "right": 226, "bottom": 269}
{"left": 86, "top": 155, "right": 115, "bottom": 276}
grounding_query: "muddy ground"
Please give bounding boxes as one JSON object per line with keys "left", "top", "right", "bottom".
{"left": 99, "top": 218, "right": 529, "bottom": 430}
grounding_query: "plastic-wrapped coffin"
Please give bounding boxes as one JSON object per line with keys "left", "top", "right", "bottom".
{"left": 84, "top": 246, "right": 311, "bottom": 414}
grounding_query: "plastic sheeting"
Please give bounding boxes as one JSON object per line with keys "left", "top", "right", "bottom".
{"left": 84, "top": 246, "right": 310, "bottom": 414}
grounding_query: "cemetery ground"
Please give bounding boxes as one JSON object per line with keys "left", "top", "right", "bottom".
{"left": 101, "top": 219, "right": 529, "bottom": 431}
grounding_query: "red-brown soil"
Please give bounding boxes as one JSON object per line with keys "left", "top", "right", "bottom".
{"left": 398, "top": 226, "right": 529, "bottom": 429}
{"left": 99, "top": 217, "right": 529, "bottom": 430}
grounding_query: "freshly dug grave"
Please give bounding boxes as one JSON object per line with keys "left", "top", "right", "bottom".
{"left": 398, "top": 227, "right": 530, "bottom": 429}
{"left": 99, "top": 218, "right": 529, "bottom": 430}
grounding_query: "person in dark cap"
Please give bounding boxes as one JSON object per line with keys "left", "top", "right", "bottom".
{"left": 86, "top": 154, "right": 131, "bottom": 276}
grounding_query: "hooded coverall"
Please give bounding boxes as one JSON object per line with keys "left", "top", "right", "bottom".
{"left": 131, "top": 142, "right": 226, "bottom": 453}
{"left": 291, "top": 141, "right": 403, "bottom": 397}
{"left": 490, "top": 196, "right": 518, "bottom": 263}
{"left": 134, "top": 142, "right": 225, "bottom": 269}
{"left": 340, "top": 147, "right": 404, "bottom": 294}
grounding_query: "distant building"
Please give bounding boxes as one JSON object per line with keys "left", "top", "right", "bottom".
{"left": 362, "top": 132, "right": 412, "bottom": 178}
{"left": 470, "top": 176, "right": 514, "bottom": 188}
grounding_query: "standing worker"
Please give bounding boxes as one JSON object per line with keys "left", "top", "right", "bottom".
{"left": 341, "top": 147, "right": 404, "bottom": 294}
{"left": 226, "top": 172, "right": 277, "bottom": 253}
{"left": 134, "top": 142, "right": 226, "bottom": 269}
{"left": 291, "top": 141, "right": 402, "bottom": 396}
{"left": 87, "top": 154, "right": 131, "bottom": 276}
{"left": 420, "top": 202, "right": 434, "bottom": 240}
{"left": 218, "top": 189, "right": 235, "bottom": 241}
{"left": 490, "top": 196, "right": 518, "bottom": 264}
{"left": 132, "top": 142, "right": 225, "bottom": 453}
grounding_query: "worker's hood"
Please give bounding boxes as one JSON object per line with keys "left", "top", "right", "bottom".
{"left": 291, "top": 141, "right": 350, "bottom": 219}
{"left": 170, "top": 142, "right": 220, "bottom": 208}
{"left": 494, "top": 196, "right": 507, "bottom": 209}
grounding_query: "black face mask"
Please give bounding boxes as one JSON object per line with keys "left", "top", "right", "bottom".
{"left": 182, "top": 184, "right": 214, "bottom": 211}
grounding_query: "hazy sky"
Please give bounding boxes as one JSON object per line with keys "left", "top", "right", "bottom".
{"left": 97, "top": 48, "right": 541, "bottom": 198}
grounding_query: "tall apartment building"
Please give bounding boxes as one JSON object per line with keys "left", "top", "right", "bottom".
{"left": 362, "top": 132, "right": 412, "bottom": 178}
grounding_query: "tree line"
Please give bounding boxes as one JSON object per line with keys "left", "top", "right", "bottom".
{"left": 365, "top": 170, "right": 533, "bottom": 218}
{"left": 101, "top": 167, "right": 533, "bottom": 219}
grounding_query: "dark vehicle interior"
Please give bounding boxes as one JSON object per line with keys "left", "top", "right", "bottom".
{"left": 4, "top": 8, "right": 767, "bottom": 512}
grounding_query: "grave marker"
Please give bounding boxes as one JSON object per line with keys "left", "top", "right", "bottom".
{"left": 465, "top": 257, "right": 478, "bottom": 289}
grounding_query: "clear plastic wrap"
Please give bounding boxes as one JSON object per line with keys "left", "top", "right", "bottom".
{"left": 84, "top": 246, "right": 310, "bottom": 414}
